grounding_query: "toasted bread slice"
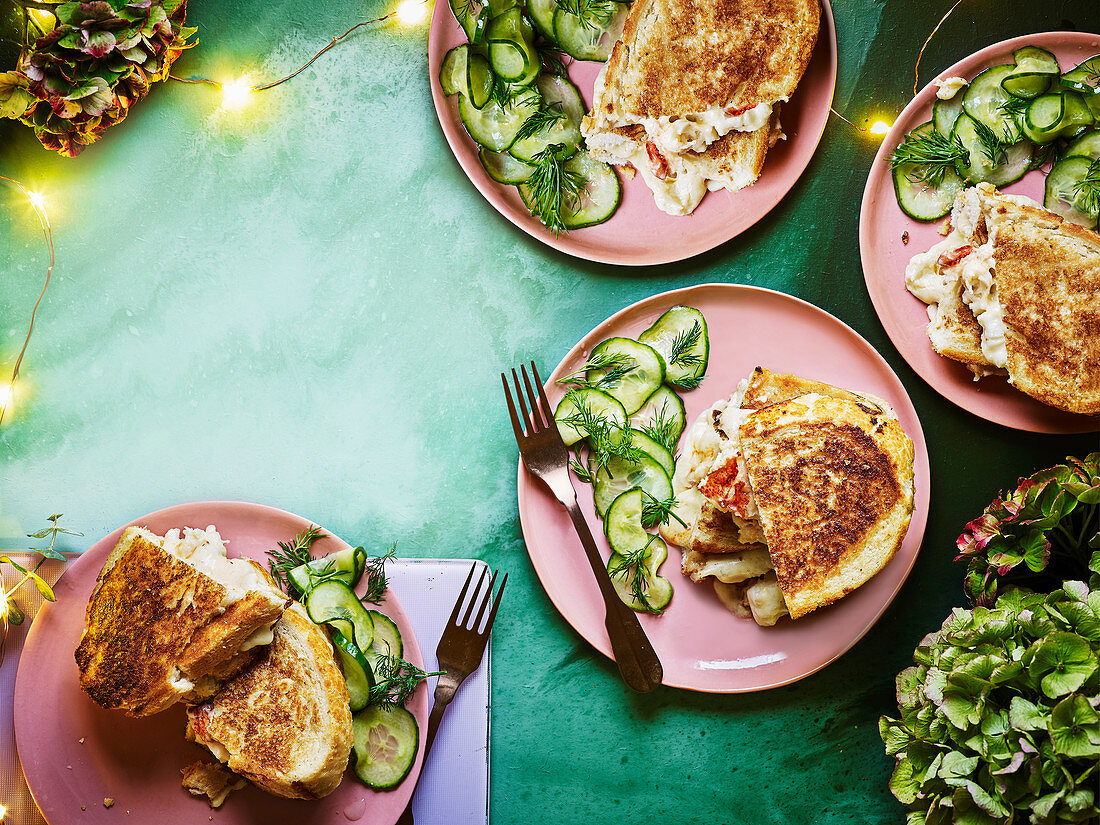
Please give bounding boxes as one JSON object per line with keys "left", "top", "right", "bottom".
{"left": 181, "top": 761, "right": 247, "bottom": 808}
{"left": 740, "top": 367, "right": 894, "bottom": 417}
{"left": 75, "top": 526, "right": 287, "bottom": 716}
{"left": 738, "top": 393, "right": 915, "bottom": 619}
{"left": 185, "top": 602, "right": 354, "bottom": 800}
{"left": 587, "top": 0, "right": 819, "bottom": 129}
{"left": 926, "top": 280, "right": 989, "bottom": 366}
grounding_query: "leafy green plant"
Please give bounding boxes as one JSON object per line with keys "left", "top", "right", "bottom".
{"left": 880, "top": 583, "right": 1100, "bottom": 825}
{"left": 1, "top": 513, "right": 80, "bottom": 624}
{"left": 956, "top": 454, "right": 1100, "bottom": 608}
{"left": 0, "top": 0, "right": 195, "bottom": 156}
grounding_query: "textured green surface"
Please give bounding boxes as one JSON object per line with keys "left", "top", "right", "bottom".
{"left": 2, "top": 0, "right": 1098, "bottom": 822}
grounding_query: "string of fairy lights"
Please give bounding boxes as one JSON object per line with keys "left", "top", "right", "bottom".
{"left": 0, "top": 0, "right": 968, "bottom": 425}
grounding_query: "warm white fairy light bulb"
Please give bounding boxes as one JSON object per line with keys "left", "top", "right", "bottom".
{"left": 869, "top": 120, "right": 892, "bottom": 137}
{"left": 220, "top": 78, "right": 254, "bottom": 109}
{"left": 0, "top": 383, "right": 12, "bottom": 415}
{"left": 396, "top": 0, "right": 428, "bottom": 25}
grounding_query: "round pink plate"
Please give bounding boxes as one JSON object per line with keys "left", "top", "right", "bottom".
{"left": 428, "top": 2, "right": 837, "bottom": 265}
{"left": 860, "top": 31, "right": 1100, "bottom": 434}
{"left": 14, "top": 501, "right": 428, "bottom": 825}
{"left": 516, "top": 284, "right": 931, "bottom": 692}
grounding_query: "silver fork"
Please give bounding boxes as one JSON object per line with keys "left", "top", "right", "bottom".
{"left": 397, "top": 563, "right": 505, "bottom": 825}
{"left": 503, "top": 361, "right": 663, "bottom": 693}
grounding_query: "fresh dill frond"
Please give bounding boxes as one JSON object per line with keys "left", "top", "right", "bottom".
{"left": 559, "top": 393, "right": 644, "bottom": 475}
{"left": 268, "top": 525, "right": 326, "bottom": 592}
{"left": 1071, "top": 158, "right": 1100, "bottom": 217}
{"left": 998, "top": 96, "right": 1029, "bottom": 117}
{"left": 1028, "top": 141, "right": 1058, "bottom": 173}
{"left": 527, "top": 143, "right": 586, "bottom": 234}
{"left": 639, "top": 405, "right": 680, "bottom": 453}
{"left": 674, "top": 375, "right": 705, "bottom": 390}
{"left": 556, "top": 350, "right": 635, "bottom": 389}
{"left": 537, "top": 40, "right": 569, "bottom": 77}
{"left": 569, "top": 456, "right": 595, "bottom": 483}
{"left": 515, "top": 101, "right": 566, "bottom": 142}
{"left": 368, "top": 655, "right": 443, "bottom": 707}
{"left": 640, "top": 491, "right": 686, "bottom": 530}
{"left": 489, "top": 76, "right": 537, "bottom": 108}
{"left": 970, "top": 117, "right": 1008, "bottom": 167}
{"left": 667, "top": 321, "right": 703, "bottom": 369}
{"left": 360, "top": 543, "right": 397, "bottom": 605}
{"left": 607, "top": 536, "right": 663, "bottom": 613}
{"left": 555, "top": 0, "right": 614, "bottom": 29}
{"left": 887, "top": 129, "right": 967, "bottom": 187}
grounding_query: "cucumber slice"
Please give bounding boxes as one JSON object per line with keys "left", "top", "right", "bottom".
{"left": 467, "top": 53, "right": 493, "bottom": 109}
{"left": 627, "top": 429, "right": 675, "bottom": 477}
{"left": 604, "top": 488, "right": 649, "bottom": 554}
{"left": 552, "top": 2, "right": 628, "bottom": 61}
{"left": 554, "top": 387, "right": 628, "bottom": 446}
{"left": 458, "top": 88, "right": 540, "bottom": 151}
{"left": 352, "top": 705, "right": 420, "bottom": 790}
{"left": 560, "top": 152, "right": 621, "bottom": 229}
{"left": 449, "top": 0, "right": 487, "bottom": 44}
{"left": 891, "top": 122, "right": 965, "bottom": 221}
{"left": 528, "top": 0, "right": 559, "bottom": 37}
{"left": 593, "top": 452, "right": 672, "bottom": 517}
{"left": 304, "top": 579, "right": 376, "bottom": 654}
{"left": 630, "top": 386, "right": 686, "bottom": 445}
{"left": 480, "top": 147, "right": 535, "bottom": 183}
{"left": 607, "top": 536, "right": 672, "bottom": 613}
{"left": 1045, "top": 155, "right": 1100, "bottom": 229}
{"left": 637, "top": 305, "right": 709, "bottom": 388}
{"left": 1065, "top": 131, "right": 1100, "bottom": 161}
{"left": 287, "top": 547, "right": 363, "bottom": 595}
{"left": 440, "top": 45, "right": 468, "bottom": 97}
{"left": 1001, "top": 47, "right": 1059, "bottom": 100}
{"left": 933, "top": 94, "right": 964, "bottom": 138}
{"left": 1060, "top": 55, "right": 1100, "bottom": 96}
{"left": 367, "top": 609, "right": 404, "bottom": 659}
{"left": 962, "top": 64, "right": 1023, "bottom": 142}
{"left": 1059, "top": 91, "right": 1096, "bottom": 135}
{"left": 509, "top": 75, "right": 585, "bottom": 163}
{"left": 585, "top": 337, "right": 665, "bottom": 415}
{"left": 1012, "top": 46, "right": 1060, "bottom": 76}
{"left": 332, "top": 631, "right": 375, "bottom": 712}
{"left": 953, "top": 113, "right": 1031, "bottom": 185}
{"left": 487, "top": 8, "right": 539, "bottom": 86}
{"left": 486, "top": 0, "right": 519, "bottom": 16}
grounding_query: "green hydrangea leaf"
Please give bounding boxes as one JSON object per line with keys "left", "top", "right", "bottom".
{"left": 1049, "top": 695, "right": 1100, "bottom": 759}
{"left": 939, "top": 751, "right": 980, "bottom": 786}
{"left": 890, "top": 758, "right": 922, "bottom": 805}
{"left": 1009, "top": 696, "right": 1048, "bottom": 731}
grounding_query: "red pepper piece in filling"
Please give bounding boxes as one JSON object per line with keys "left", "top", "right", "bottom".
{"left": 937, "top": 245, "right": 974, "bottom": 268}
{"left": 645, "top": 141, "right": 670, "bottom": 180}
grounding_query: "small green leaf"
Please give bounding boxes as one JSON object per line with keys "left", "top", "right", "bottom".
{"left": 1009, "top": 696, "right": 1048, "bottom": 731}
{"left": 1049, "top": 695, "right": 1100, "bottom": 759}
{"left": 27, "top": 570, "right": 56, "bottom": 601}
{"left": 890, "top": 758, "right": 922, "bottom": 804}
{"left": 0, "top": 556, "right": 29, "bottom": 575}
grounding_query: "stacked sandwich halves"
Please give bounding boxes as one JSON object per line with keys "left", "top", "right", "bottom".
{"left": 660, "top": 368, "right": 915, "bottom": 626}
{"left": 906, "top": 182, "right": 1100, "bottom": 416}
{"left": 581, "top": 0, "right": 820, "bottom": 215}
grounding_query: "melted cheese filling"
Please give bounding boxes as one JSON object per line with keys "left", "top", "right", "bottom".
{"left": 631, "top": 101, "right": 778, "bottom": 154}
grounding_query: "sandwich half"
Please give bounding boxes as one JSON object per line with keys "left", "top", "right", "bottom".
{"left": 582, "top": 0, "right": 819, "bottom": 214}
{"left": 75, "top": 526, "right": 288, "bottom": 716}
{"left": 185, "top": 601, "right": 354, "bottom": 800}
{"left": 906, "top": 182, "right": 1100, "bottom": 415}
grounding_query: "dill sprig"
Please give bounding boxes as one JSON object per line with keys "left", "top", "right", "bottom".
{"left": 555, "top": 0, "right": 614, "bottom": 29}
{"left": 998, "top": 95, "right": 1030, "bottom": 117}
{"left": 360, "top": 543, "right": 397, "bottom": 605}
{"left": 667, "top": 321, "right": 704, "bottom": 371}
{"left": 267, "top": 525, "right": 326, "bottom": 592}
{"left": 569, "top": 456, "right": 595, "bottom": 483}
{"left": 607, "top": 536, "right": 664, "bottom": 613}
{"left": 527, "top": 143, "right": 586, "bottom": 234}
{"left": 640, "top": 491, "right": 686, "bottom": 530}
{"left": 537, "top": 40, "right": 569, "bottom": 77}
{"left": 970, "top": 117, "right": 1008, "bottom": 167}
{"left": 1028, "top": 141, "right": 1059, "bottom": 173}
{"left": 887, "top": 129, "right": 967, "bottom": 186}
{"left": 557, "top": 350, "right": 635, "bottom": 390}
{"left": 639, "top": 405, "right": 680, "bottom": 454}
{"left": 489, "top": 76, "right": 537, "bottom": 108}
{"left": 515, "top": 101, "right": 566, "bottom": 143}
{"left": 674, "top": 375, "right": 705, "bottom": 390}
{"left": 1071, "top": 157, "right": 1100, "bottom": 217}
{"left": 559, "top": 393, "right": 644, "bottom": 475}
{"left": 368, "top": 655, "right": 443, "bottom": 707}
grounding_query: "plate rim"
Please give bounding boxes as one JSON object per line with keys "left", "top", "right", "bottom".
{"left": 13, "top": 499, "right": 428, "bottom": 825}
{"left": 427, "top": 0, "right": 838, "bottom": 266}
{"left": 515, "top": 282, "right": 932, "bottom": 693}
{"left": 858, "top": 30, "right": 1100, "bottom": 434}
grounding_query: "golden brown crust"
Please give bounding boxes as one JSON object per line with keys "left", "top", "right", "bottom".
{"left": 741, "top": 367, "right": 893, "bottom": 417}
{"left": 738, "top": 393, "right": 915, "bottom": 619}
{"left": 186, "top": 603, "right": 353, "bottom": 800}
{"left": 987, "top": 201, "right": 1100, "bottom": 415}
{"left": 926, "top": 281, "right": 989, "bottom": 366}
{"left": 74, "top": 528, "right": 284, "bottom": 716}
{"left": 596, "top": 0, "right": 820, "bottom": 122}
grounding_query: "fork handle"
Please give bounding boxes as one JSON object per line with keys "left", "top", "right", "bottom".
{"left": 396, "top": 677, "right": 460, "bottom": 825}
{"left": 565, "top": 500, "right": 664, "bottom": 693}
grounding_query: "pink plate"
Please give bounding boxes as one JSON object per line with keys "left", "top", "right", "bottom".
{"left": 860, "top": 31, "right": 1100, "bottom": 434}
{"left": 516, "top": 284, "right": 931, "bottom": 692}
{"left": 428, "top": 1, "right": 837, "bottom": 265}
{"left": 14, "top": 501, "right": 428, "bottom": 825}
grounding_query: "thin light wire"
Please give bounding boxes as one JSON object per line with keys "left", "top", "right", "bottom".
{"left": 830, "top": 107, "right": 867, "bottom": 133}
{"left": 914, "top": 0, "right": 965, "bottom": 96}
{"left": 168, "top": 0, "right": 429, "bottom": 93}
{"left": 0, "top": 176, "right": 54, "bottom": 426}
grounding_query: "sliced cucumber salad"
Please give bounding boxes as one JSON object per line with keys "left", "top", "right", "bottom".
{"left": 274, "top": 538, "right": 425, "bottom": 792}
{"left": 889, "top": 48, "right": 1100, "bottom": 228}
{"left": 551, "top": 305, "right": 711, "bottom": 613}
{"left": 441, "top": 0, "right": 627, "bottom": 231}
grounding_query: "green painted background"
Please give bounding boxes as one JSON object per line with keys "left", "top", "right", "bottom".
{"left": 2, "top": 0, "right": 1098, "bottom": 822}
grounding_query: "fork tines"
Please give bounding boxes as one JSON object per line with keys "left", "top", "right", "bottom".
{"left": 502, "top": 362, "right": 555, "bottom": 441}
{"left": 451, "top": 563, "right": 507, "bottom": 635}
